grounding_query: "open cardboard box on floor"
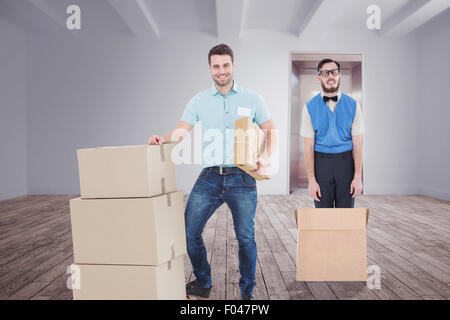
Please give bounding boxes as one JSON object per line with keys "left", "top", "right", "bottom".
{"left": 234, "top": 117, "right": 270, "bottom": 180}
{"left": 293, "top": 208, "right": 370, "bottom": 281}
{"left": 72, "top": 256, "right": 186, "bottom": 300}
{"left": 77, "top": 144, "right": 177, "bottom": 199}
{"left": 70, "top": 191, "right": 186, "bottom": 266}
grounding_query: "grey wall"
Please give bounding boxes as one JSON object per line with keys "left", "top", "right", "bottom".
{"left": 351, "top": 64, "right": 362, "bottom": 108}
{"left": 0, "top": 20, "right": 27, "bottom": 200}
{"left": 416, "top": 9, "right": 450, "bottom": 201}
{"left": 1, "top": 8, "right": 449, "bottom": 200}
{"left": 25, "top": 31, "right": 213, "bottom": 196}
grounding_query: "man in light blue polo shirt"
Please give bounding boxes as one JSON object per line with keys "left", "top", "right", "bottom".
{"left": 148, "top": 44, "right": 275, "bottom": 300}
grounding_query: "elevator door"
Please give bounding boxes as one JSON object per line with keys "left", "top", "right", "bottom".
{"left": 289, "top": 55, "right": 362, "bottom": 194}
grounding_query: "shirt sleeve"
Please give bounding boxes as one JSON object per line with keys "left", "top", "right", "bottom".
{"left": 254, "top": 94, "right": 271, "bottom": 125}
{"left": 180, "top": 96, "right": 198, "bottom": 126}
{"left": 351, "top": 102, "right": 365, "bottom": 136}
{"left": 300, "top": 104, "right": 315, "bottom": 138}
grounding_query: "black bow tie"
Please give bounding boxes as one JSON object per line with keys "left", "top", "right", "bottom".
{"left": 323, "top": 95, "right": 338, "bottom": 103}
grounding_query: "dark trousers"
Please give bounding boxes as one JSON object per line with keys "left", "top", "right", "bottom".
{"left": 314, "top": 150, "right": 355, "bottom": 208}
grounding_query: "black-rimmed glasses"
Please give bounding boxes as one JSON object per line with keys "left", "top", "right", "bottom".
{"left": 318, "top": 68, "right": 340, "bottom": 77}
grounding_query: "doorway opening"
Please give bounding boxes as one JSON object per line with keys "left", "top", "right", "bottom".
{"left": 288, "top": 52, "right": 363, "bottom": 194}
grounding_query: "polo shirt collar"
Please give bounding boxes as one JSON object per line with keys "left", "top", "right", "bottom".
{"left": 209, "top": 80, "right": 240, "bottom": 96}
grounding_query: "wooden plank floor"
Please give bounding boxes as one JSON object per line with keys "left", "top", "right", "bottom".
{"left": 0, "top": 193, "right": 449, "bottom": 300}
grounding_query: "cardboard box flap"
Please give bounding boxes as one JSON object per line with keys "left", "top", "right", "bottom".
{"left": 160, "top": 143, "right": 175, "bottom": 162}
{"left": 295, "top": 208, "right": 369, "bottom": 230}
{"left": 78, "top": 144, "right": 172, "bottom": 162}
{"left": 235, "top": 117, "right": 252, "bottom": 131}
{"left": 365, "top": 208, "right": 370, "bottom": 227}
{"left": 78, "top": 144, "right": 146, "bottom": 151}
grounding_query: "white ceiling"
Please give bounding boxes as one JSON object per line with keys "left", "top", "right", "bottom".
{"left": 325, "top": 0, "right": 410, "bottom": 30}
{"left": 242, "top": 0, "right": 314, "bottom": 32}
{"left": 0, "top": 0, "right": 449, "bottom": 37}
{"left": 146, "top": 0, "right": 216, "bottom": 30}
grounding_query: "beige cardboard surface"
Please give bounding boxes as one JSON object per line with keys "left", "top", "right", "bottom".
{"left": 234, "top": 117, "right": 270, "bottom": 180}
{"left": 77, "top": 144, "right": 177, "bottom": 198}
{"left": 294, "top": 208, "right": 370, "bottom": 281}
{"left": 72, "top": 257, "right": 186, "bottom": 300}
{"left": 70, "top": 191, "right": 186, "bottom": 265}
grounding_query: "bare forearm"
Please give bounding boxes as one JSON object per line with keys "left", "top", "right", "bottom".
{"left": 353, "top": 138, "right": 363, "bottom": 179}
{"left": 263, "top": 130, "right": 277, "bottom": 159}
{"left": 162, "top": 121, "right": 192, "bottom": 144}
{"left": 162, "top": 129, "right": 179, "bottom": 143}
{"left": 258, "top": 120, "right": 277, "bottom": 162}
{"left": 304, "top": 145, "right": 315, "bottom": 182}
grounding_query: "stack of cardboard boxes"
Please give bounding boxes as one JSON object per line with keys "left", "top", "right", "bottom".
{"left": 69, "top": 144, "right": 186, "bottom": 300}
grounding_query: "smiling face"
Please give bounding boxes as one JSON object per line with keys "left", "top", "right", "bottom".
{"left": 209, "top": 54, "right": 235, "bottom": 87}
{"left": 318, "top": 61, "right": 341, "bottom": 94}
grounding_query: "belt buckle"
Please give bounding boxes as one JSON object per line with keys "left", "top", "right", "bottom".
{"left": 219, "top": 166, "right": 223, "bottom": 175}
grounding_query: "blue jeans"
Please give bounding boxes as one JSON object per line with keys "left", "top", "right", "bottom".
{"left": 185, "top": 167, "right": 258, "bottom": 297}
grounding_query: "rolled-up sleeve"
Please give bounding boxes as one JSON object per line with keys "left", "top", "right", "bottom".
{"left": 180, "top": 97, "right": 198, "bottom": 126}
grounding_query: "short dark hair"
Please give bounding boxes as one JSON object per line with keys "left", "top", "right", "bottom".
{"left": 317, "top": 58, "right": 341, "bottom": 72}
{"left": 208, "top": 43, "right": 234, "bottom": 65}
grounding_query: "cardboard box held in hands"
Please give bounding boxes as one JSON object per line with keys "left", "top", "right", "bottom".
{"left": 234, "top": 117, "right": 270, "bottom": 180}
{"left": 293, "top": 208, "right": 370, "bottom": 281}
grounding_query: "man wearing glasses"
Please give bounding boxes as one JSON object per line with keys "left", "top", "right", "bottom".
{"left": 300, "top": 58, "right": 364, "bottom": 208}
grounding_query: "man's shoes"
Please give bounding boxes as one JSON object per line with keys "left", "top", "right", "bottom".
{"left": 186, "top": 281, "right": 212, "bottom": 300}
{"left": 241, "top": 293, "right": 253, "bottom": 300}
